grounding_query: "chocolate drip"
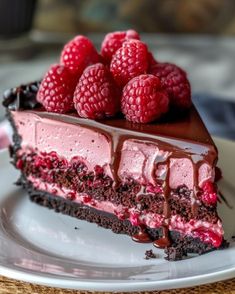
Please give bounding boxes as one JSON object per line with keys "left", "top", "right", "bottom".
{"left": 155, "top": 160, "right": 172, "bottom": 248}
{"left": 154, "top": 227, "right": 171, "bottom": 249}
{"left": 132, "top": 228, "right": 152, "bottom": 243}
{"left": 2, "top": 81, "right": 41, "bottom": 110}
{"left": 110, "top": 135, "right": 124, "bottom": 187}
{"left": 162, "top": 162, "right": 171, "bottom": 248}
{"left": 191, "top": 161, "right": 199, "bottom": 216}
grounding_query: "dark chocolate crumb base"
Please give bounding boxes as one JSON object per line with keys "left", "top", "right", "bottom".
{"left": 17, "top": 176, "right": 227, "bottom": 261}
{"left": 145, "top": 250, "right": 157, "bottom": 260}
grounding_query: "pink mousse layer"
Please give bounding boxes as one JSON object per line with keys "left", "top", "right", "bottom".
{"left": 12, "top": 111, "right": 214, "bottom": 189}
{"left": 28, "top": 176, "right": 224, "bottom": 245}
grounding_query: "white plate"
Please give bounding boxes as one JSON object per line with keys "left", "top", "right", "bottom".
{"left": 0, "top": 137, "right": 234, "bottom": 292}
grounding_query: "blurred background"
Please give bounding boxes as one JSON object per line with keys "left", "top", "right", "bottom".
{"left": 0, "top": 0, "right": 235, "bottom": 147}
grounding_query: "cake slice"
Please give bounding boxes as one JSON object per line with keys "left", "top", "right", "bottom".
{"left": 3, "top": 82, "right": 226, "bottom": 260}
{"left": 2, "top": 31, "right": 228, "bottom": 260}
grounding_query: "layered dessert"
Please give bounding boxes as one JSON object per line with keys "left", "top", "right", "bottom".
{"left": 2, "top": 30, "right": 227, "bottom": 260}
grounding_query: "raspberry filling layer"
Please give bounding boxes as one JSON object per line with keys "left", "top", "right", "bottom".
{"left": 16, "top": 149, "right": 223, "bottom": 248}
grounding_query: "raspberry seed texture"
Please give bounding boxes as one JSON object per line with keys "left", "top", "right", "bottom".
{"left": 110, "top": 39, "right": 149, "bottom": 87}
{"left": 60, "top": 35, "right": 100, "bottom": 76}
{"left": 150, "top": 62, "right": 191, "bottom": 109}
{"left": 121, "top": 74, "right": 169, "bottom": 123}
{"left": 74, "top": 63, "right": 119, "bottom": 119}
{"left": 37, "top": 64, "right": 76, "bottom": 113}
{"left": 101, "top": 29, "right": 140, "bottom": 63}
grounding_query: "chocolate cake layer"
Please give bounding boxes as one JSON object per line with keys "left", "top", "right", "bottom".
{"left": 18, "top": 151, "right": 218, "bottom": 224}
{"left": 18, "top": 175, "right": 222, "bottom": 261}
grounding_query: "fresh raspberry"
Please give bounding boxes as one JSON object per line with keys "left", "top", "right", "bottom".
{"left": 73, "top": 63, "right": 119, "bottom": 119}
{"left": 150, "top": 62, "right": 192, "bottom": 109}
{"left": 110, "top": 39, "right": 149, "bottom": 87}
{"left": 101, "top": 29, "right": 140, "bottom": 63}
{"left": 201, "top": 181, "right": 218, "bottom": 205}
{"left": 37, "top": 64, "right": 77, "bottom": 113}
{"left": 60, "top": 35, "right": 100, "bottom": 76}
{"left": 121, "top": 74, "right": 169, "bottom": 123}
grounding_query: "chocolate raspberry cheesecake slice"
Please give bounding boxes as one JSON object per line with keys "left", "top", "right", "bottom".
{"left": 2, "top": 31, "right": 228, "bottom": 260}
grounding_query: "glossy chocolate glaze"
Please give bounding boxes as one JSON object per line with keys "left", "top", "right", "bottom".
{"left": 132, "top": 229, "right": 152, "bottom": 243}
{"left": 4, "top": 82, "right": 218, "bottom": 249}
{"left": 100, "top": 106, "right": 216, "bottom": 147}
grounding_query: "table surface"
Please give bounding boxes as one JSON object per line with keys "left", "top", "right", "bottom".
{"left": 0, "top": 33, "right": 235, "bottom": 293}
{"left": 0, "top": 276, "right": 234, "bottom": 293}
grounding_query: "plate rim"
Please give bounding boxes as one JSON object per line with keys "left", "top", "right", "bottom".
{"left": 0, "top": 137, "right": 234, "bottom": 291}
{"left": 0, "top": 264, "right": 234, "bottom": 291}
